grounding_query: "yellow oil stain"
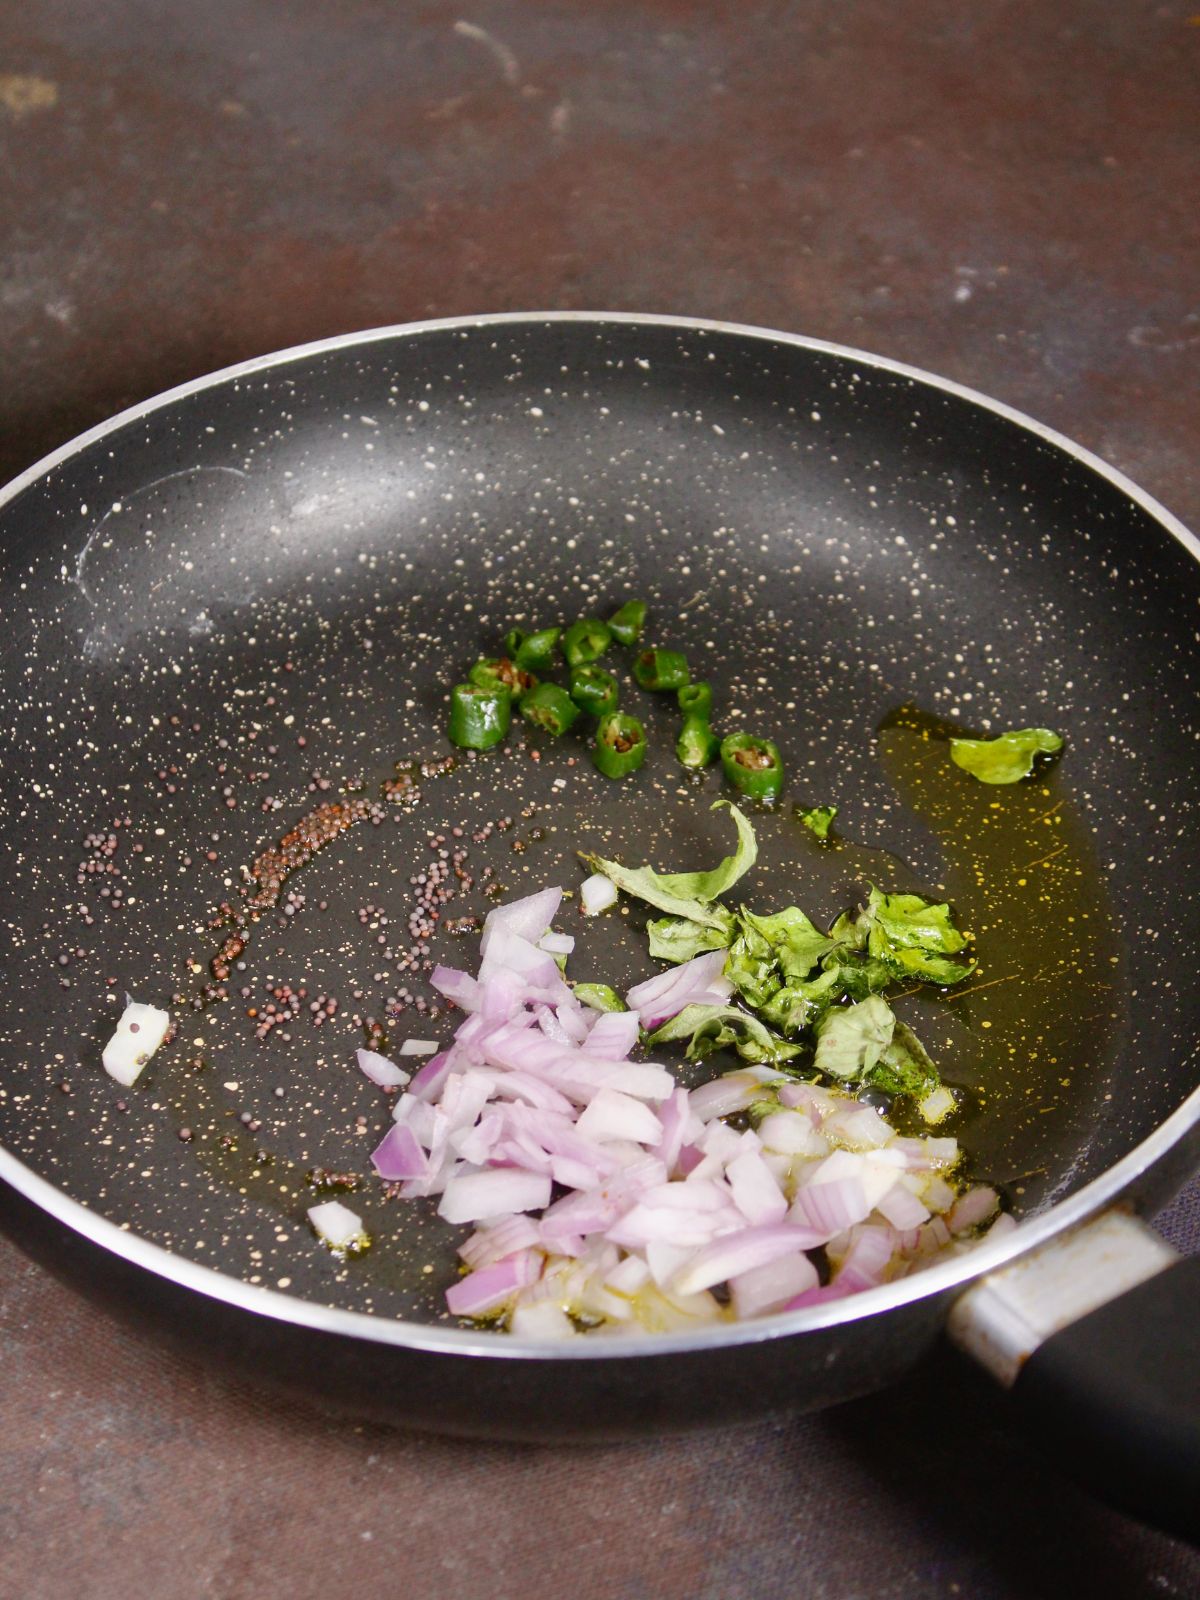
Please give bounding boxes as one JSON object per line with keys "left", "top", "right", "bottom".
{"left": 0, "top": 74, "right": 59, "bottom": 119}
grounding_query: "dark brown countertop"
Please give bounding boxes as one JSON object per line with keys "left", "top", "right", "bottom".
{"left": 1, "top": 3, "right": 1197, "bottom": 1595}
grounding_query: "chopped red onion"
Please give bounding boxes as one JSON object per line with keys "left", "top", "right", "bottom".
{"left": 730, "top": 1252, "right": 819, "bottom": 1319}
{"left": 781, "top": 1282, "right": 854, "bottom": 1311}
{"left": 824, "top": 1103, "right": 893, "bottom": 1150}
{"left": 458, "top": 1214, "right": 542, "bottom": 1270}
{"left": 430, "top": 965, "right": 481, "bottom": 1011}
{"left": 790, "top": 1174, "right": 872, "bottom": 1236}
{"left": 625, "top": 950, "right": 733, "bottom": 1029}
{"left": 445, "top": 1249, "right": 542, "bottom": 1317}
{"left": 552, "top": 1002, "right": 591, "bottom": 1045}
{"left": 407, "top": 1050, "right": 454, "bottom": 1103}
{"left": 757, "top": 1110, "right": 829, "bottom": 1158}
{"left": 371, "top": 1121, "right": 430, "bottom": 1181}
{"left": 688, "top": 1072, "right": 764, "bottom": 1123}
{"left": 833, "top": 1224, "right": 897, "bottom": 1291}
{"left": 581, "top": 1009, "right": 641, "bottom": 1059}
{"left": 361, "top": 883, "right": 992, "bottom": 1333}
{"left": 307, "top": 1200, "right": 367, "bottom": 1252}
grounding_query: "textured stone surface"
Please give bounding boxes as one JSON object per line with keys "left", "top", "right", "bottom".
{"left": 0, "top": 2, "right": 1197, "bottom": 1595}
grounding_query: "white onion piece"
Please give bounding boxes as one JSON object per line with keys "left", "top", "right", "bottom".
{"left": 579, "top": 873, "right": 619, "bottom": 915}
{"left": 758, "top": 1111, "right": 829, "bottom": 1158}
{"left": 509, "top": 1301, "right": 577, "bottom": 1340}
{"left": 875, "top": 1182, "right": 931, "bottom": 1231}
{"left": 672, "top": 1225, "right": 821, "bottom": 1296}
{"left": 357, "top": 1047, "right": 410, "bottom": 1088}
{"left": 307, "top": 1201, "right": 368, "bottom": 1253}
{"left": 581, "top": 1008, "right": 640, "bottom": 1059}
{"left": 918, "top": 1085, "right": 957, "bottom": 1125}
{"left": 538, "top": 931, "right": 575, "bottom": 956}
{"left": 726, "top": 1147, "right": 788, "bottom": 1226}
{"left": 576, "top": 1088, "right": 663, "bottom": 1147}
{"left": 480, "top": 886, "right": 562, "bottom": 956}
{"left": 399, "top": 1039, "right": 440, "bottom": 1057}
{"left": 438, "top": 1169, "right": 552, "bottom": 1225}
{"left": 947, "top": 1185, "right": 999, "bottom": 1234}
{"left": 101, "top": 1000, "right": 171, "bottom": 1087}
{"left": 824, "top": 1104, "right": 893, "bottom": 1150}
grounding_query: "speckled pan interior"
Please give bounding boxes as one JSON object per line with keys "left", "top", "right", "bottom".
{"left": 1, "top": 315, "right": 1197, "bottom": 1328}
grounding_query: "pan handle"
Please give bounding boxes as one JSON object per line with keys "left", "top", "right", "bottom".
{"left": 947, "top": 1209, "right": 1200, "bottom": 1544}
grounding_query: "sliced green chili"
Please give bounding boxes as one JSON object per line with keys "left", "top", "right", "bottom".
{"left": 520, "top": 682, "right": 580, "bottom": 736}
{"left": 720, "top": 732, "right": 783, "bottom": 800}
{"left": 469, "top": 657, "right": 537, "bottom": 699}
{"left": 569, "top": 664, "right": 620, "bottom": 718}
{"left": 562, "top": 617, "right": 613, "bottom": 668}
{"left": 633, "top": 647, "right": 689, "bottom": 692}
{"left": 608, "top": 600, "right": 647, "bottom": 647}
{"left": 506, "top": 626, "right": 561, "bottom": 671}
{"left": 592, "top": 711, "right": 647, "bottom": 779}
{"left": 448, "top": 683, "right": 510, "bottom": 750}
{"left": 676, "top": 715, "right": 719, "bottom": 770}
{"left": 677, "top": 680, "right": 713, "bottom": 719}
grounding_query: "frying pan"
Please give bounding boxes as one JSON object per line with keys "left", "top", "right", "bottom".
{"left": 0, "top": 314, "right": 1196, "bottom": 1538}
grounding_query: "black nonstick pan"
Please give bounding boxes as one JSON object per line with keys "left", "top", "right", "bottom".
{"left": 0, "top": 314, "right": 1196, "bottom": 1538}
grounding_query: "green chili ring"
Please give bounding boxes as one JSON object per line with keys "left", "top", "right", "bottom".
{"left": 607, "top": 600, "right": 647, "bottom": 647}
{"left": 520, "top": 682, "right": 581, "bottom": 736}
{"left": 562, "top": 617, "right": 613, "bottom": 667}
{"left": 720, "top": 732, "right": 783, "bottom": 800}
{"left": 448, "top": 683, "right": 511, "bottom": 750}
{"left": 506, "top": 626, "right": 561, "bottom": 671}
{"left": 633, "top": 647, "right": 689, "bottom": 692}
{"left": 569, "top": 664, "right": 620, "bottom": 718}
{"left": 469, "top": 657, "right": 538, "bottom": 699}
{"left": 677, "top": 680, "right": 713, "bottom": 719}
{"left": 593, "top": 712, "right": 647, "bottom": 779}
{"left": 676, "top": 715, "right": 719, "bottom": 769}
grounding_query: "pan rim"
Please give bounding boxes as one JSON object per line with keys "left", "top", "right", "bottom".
{"left": 1, "top": 308, "right": 1197, "bottom": 1362}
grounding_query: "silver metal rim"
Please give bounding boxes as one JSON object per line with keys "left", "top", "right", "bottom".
{"left": 1, "top": 309, "right": 1197, "bottom": 1364}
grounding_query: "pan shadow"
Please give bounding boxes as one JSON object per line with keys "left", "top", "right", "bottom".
{"left": 807, "top": 1346, "right": 1197, "bottom": 1598}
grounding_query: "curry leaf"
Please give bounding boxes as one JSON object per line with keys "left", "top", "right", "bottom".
{"left": 646, "top": 915, "right": 732, "bottom": 964}
{"left": 865, "top": 1020, "right": 939, "bottom": 1098}
{"left": 797, "top": 804, "right": 837, "bottom": 840}
{"left": 865, "top": 887, "right": 967, "bottom": 955}
{"left": 580, "top": 801, "right": 757, "bottom": 929}
{"left": 812, "top": 995, "right": 895, "bottom": 1081}
{"left": 950, "top": 727, "right": 1063, "bottom": 785}
{"left": 740, "top": 906, "right": 833, "bottom": 981}
{"left": 646, "top": 1003, "right": 803, "bottom": 1065}
{"left": 572, "top": 983, "right": 627, "bottom": 1013}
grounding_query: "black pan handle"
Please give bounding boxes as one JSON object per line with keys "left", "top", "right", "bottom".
{"left": 947, "top": 1210, "right": 1200, "bottom": 1544}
